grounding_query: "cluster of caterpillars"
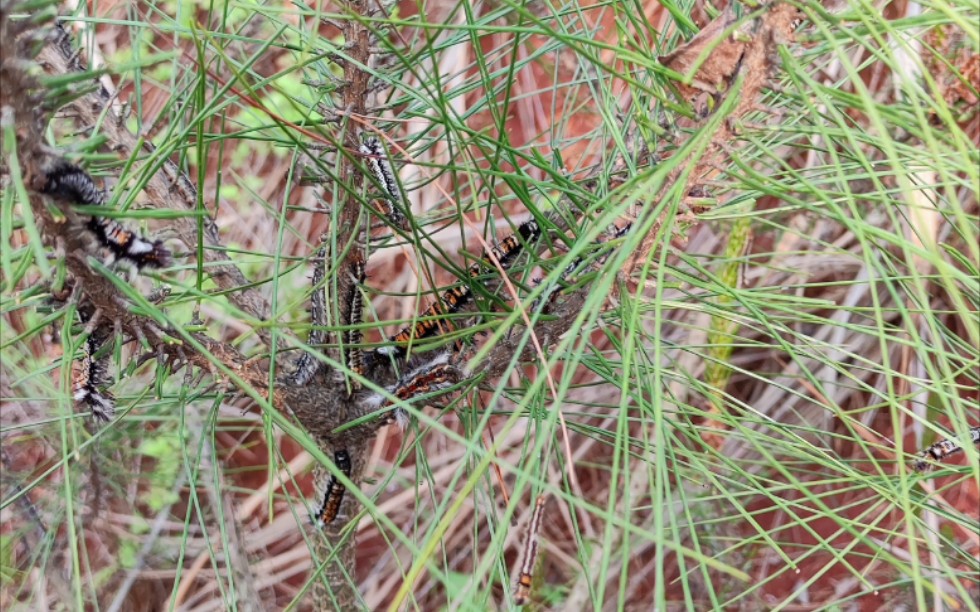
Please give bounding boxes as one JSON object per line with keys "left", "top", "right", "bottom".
{"left": 302, "top": 137, "right": 641, "bottom": 532}
{"left": 41, "top": 137, "right": 980, "bottom": 610}
{"left": 302, "top": 139, "right": 554, "bottom": 527}
{"left": 40, "top": 160, "right": 172, "bottom": 423}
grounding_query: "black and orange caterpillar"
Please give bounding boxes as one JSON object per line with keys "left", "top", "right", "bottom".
{"left": 313, "top": 449, "right": 352, "bottom": 526}
{"left": 42, "top": 161, "right": 171, "bottom": 270}
{"left": 384, "top": 219, "right": 542, "bottom": 355}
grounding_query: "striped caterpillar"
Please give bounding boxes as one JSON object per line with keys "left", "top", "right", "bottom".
{"left": 344, "top": 260, "right": 367, "bottom": 384}
{"left": 359, "top": 138, "right": 406, "bottom": 228}
{"left": 291, "top": 247, "right": 328, "bottom": 386}
{"left": 514, "top": 495, "right": 547, "bottom": 606}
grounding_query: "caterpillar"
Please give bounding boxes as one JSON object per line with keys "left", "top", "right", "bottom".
{"left": 514, "top": 495, "right": 547, "bottom": 606}
{"left": 363, "top": 352, "right": 461, "bottom": 429}
{"left": 42, "top": 161, "right": 171, "bottom": 270}
{"left": 359, "top": 138, "right": 406, "bottom": 227}
{"left": 291, "top": 247, "right": 328, "bottom": 386}
{"left": 383, "top": 219, "right": 542, "bottom": 355}
{"left": 913, "top": 426, "right": 980, "bottom": 472}
{"left": 313, "top": 449, "right": 352, "bottom": 526}
{"left": 344, "top": 260, "right": 367, "bottom": 384}
{"left": 72, "top": 330, "right": 115, "bottom": 423}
